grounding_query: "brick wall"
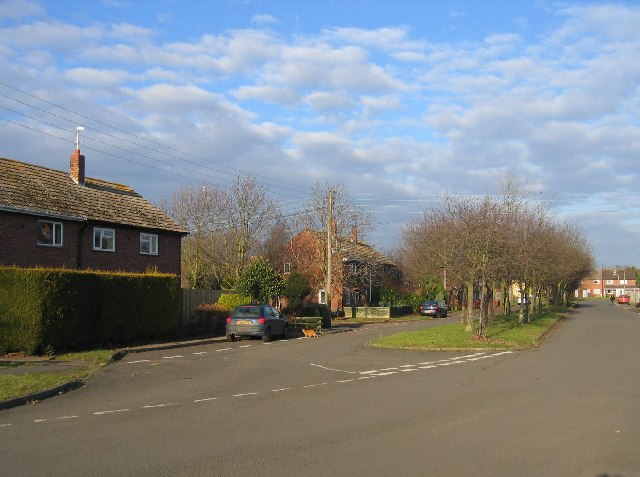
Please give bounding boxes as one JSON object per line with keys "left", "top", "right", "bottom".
{"left": 0, "top": 211, "right": 182, "bottom": 276}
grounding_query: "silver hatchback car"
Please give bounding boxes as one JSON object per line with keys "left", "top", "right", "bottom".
{"left": 226, "top": 304, "right": 289, "bottom": 342}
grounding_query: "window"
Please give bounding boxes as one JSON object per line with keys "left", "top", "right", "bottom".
{"left": 283, "top": 262, "right": 291, "bottom": 274}
{"left": 593, "top": 280, "right": 600, "bottom": 284}
{"left": 93, "top": 227, "right": 115, "bottom": 252}
{"left": 140, "top": 233, "right": 158, "bottom": 255}
{"left": 37, "top": 220, "right": 62, "bottom": 247}
{"left": 606, "top": 279, "right": 613, "bottom": 285}
{"left": 318, "top": 289, "right": 326, "bottom": 305}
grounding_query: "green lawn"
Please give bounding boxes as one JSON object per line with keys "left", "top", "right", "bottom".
{"left": 0, "top": 349, "right": 116, "bottom": 402}
{"left": 369, "top": 310, "right": 564, "bottom": 351}
{"left": 0, "top": 369, "right": 91, "bottom": 401}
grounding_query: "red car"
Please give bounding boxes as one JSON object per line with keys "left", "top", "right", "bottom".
{"left": 618, "top": 294, "right": 630, "bottom": 304}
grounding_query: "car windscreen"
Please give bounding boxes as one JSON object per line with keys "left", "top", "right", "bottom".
{"left": 232, "top": 306, "right": 261, "bottom": 317}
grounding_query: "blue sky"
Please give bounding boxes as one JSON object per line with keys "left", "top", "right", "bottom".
{"left": 1, "top": 0, "right": 640, "bottom": 267}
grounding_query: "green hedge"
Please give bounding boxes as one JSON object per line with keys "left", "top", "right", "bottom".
{"left": 0, "top": 267, "right": 180, "bottom": 355}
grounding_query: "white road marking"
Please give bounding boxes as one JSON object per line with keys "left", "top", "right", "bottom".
{"left": 419, "top": 365, "right": 437, "bottom": 369}
{"left": 337, "top": 379, "right": 354, "bottom": 383}
{"left": 192, "top": 352, "right": 207, "bottom": 355}
{"left": 1, "top": 423, "right": 13, "bottom": 427}
{"left": 127, "top": 360, "right": 150, "bottom": 364}
{"left": 233, "top": 393, "right": 258, "bottom": 397}
{"left": 163, "top": 355, "right": 183, "bottom": 359}
{"left": 57, "top": 415, "right": 79, "bottom": 420}
{"left": 194, "top": 397, "right": 219, "bottom": 403}
{"left": 359, "top": 370, "right": 379, "bottom": 375}
{"left": 34, "top": 419, "right": 47, "bottom": 423}
{"left": 372, "top": 372, "right": 397, "bottom": 376}
{"left": 216, "top": 348, "right": 232, "bottom": 352}
{"left": 304, "top": 383, "right": 327, "bottom": 388}
{"left": 400, "top": 368, "right": 418, "bottom": 372}
{"left": 272, "top": 388, "right": 290, "bottom": 392}
{"left": 143, "top": 403, "right": 179, "bottom": 409}
{"left": 93, "top": 409, "right": 130, "bottom": 415}
{"left": 240, "top": 345, "right": 252, "bottom": 348}
{"left": 380, "top": 367, "right": 398, "bottom": 371}
{"left": 310, "top": 363, "right": 357, "bottom": 374}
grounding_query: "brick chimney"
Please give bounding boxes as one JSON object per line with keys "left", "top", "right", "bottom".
{"left": 70, "top": 149, "right": 85, "bottom": 185}
{"left": 350, "top": 226, "right": 358, "bottom": 243}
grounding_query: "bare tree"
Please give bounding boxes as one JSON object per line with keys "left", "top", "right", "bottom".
{"left": 159, "top": 176, "right": 283, "bottom": 289}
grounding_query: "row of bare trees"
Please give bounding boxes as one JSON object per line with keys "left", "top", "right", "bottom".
{"left": 159, "top": 177, "right": 373, "bottom": 291}
{"left": 400, "top": 177, "right": 593, "bottom": 337}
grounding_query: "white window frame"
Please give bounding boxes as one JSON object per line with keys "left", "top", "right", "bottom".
{"left": 36, "top": 220, "right": 63, "bottom": 247}
{"left": 283, "top": 262, "right": 291, "bottom": 274}
{"left": 93, "top": 227, "right": 115, "bottom": 252}
{"left": 140, "top": 232, "right": 158, "bottom": 256}
{"left": 318, "top": 289, "right": 326, "bottom": 305}
{"left": 606, "top": 279, "right": 613, "bottom": 285}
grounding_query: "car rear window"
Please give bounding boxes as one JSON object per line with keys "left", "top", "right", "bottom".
{"left": 233, "top": 306, "right": 261, "bottom": 316}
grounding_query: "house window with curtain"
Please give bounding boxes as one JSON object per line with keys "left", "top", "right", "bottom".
{"left": 36, "top": 220, "right": 62, "bottom": 247}
{"left": 93, "top": 227, "right": 115, "bottom": 252}
{"left": 140, "top": 233, "right": 158, "bottom": 255}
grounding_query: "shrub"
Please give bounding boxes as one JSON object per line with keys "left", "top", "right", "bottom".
{"left": 216, "top": 293, "right": 252, "bottom": 311}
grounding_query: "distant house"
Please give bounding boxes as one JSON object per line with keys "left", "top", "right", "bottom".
{"left": 0, "top": 148, "right": 188, "bottom": 276}
{"left": 575, "top": 268, "right": 639, "bottom": 298}
{"left": 283, "top": 227, "right": 400, "bottom": 311}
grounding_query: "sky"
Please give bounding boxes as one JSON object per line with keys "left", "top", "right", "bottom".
{"left": 1, "top": 0, "right": 639, "bottom": 268}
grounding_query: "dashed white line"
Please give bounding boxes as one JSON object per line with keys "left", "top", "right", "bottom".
{"left": 233, "top": 393, "right": 258, "bottom": 397}
{"left": 93, "top": 409, "right": 130, "bottom": 415}
{"left": 400, "top": 368, "right": 419, "bottom": 372}
{"left": 0, "top": 423, "right": 13, "bottom": 427}
{"left": 57, "top": 415, "right": 79, "bottom": 420}
{"left": 127, "top": 359, "right": 150, "bottom": 364}
{"left": 240, "top": 345, "right": 252, "bottom": 348}
{"left": 272, "top": 388, "right": 290, "bottom": 392}
{"left": 337, "top": 379, "right": 354, "bottom": 383}
{"left": 163, "top": 355, "right": 183, "bottom": 359}
{"left": 194, "top": 397, "right": 219, "bottom": 403}
{"left": 372, "top": 372, "right": 397, "bottom": 376}
{"left": 143, "top": 403, "right": 179, "bottom": 409}
{"left": 192, "top": 352, "right": 207, "bottom": 355}
{"left": 33, "top": 419, "right": 47, "bottom": 423}
{"left": 216, "top": 348, "right": 232, "bottom": 352}
{"left": 310, "top": 363, "right": 357, "bottom": 374}
{"left": 304, "top": 383, "right": 327, "bottom": 388}
{"left": 419, "top": 365, "right": 437, "bottom": 369}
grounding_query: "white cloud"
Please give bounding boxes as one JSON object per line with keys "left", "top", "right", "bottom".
{"left": 0, "top": 0, "right": 44, "bottom": 20}
{"left": 251, "top": 13, "right": 278, "bottom": 25}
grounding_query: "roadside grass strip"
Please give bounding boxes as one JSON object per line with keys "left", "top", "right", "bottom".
{"left": 368, "top": 311, "right": 563, "bottom": 351}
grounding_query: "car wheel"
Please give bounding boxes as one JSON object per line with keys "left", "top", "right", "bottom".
{"left": 226, "top": 334, "right": 235, "bottom": 342}
{"left": 262, "top": 328, "right": 271, "bottom": 343}
{"left": 282, "top": 325, "right": 289, "bottom": 339}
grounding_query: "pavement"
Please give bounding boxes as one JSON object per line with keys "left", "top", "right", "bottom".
{"left": 0, "top": 322, "right": 364, "bottom": 411}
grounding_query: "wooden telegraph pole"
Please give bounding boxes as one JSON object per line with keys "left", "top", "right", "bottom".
{"left": 325, "top": 188, "right": 334, "bottom": 311}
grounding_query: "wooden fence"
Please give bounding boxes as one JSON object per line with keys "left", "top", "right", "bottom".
{"left": 181, "top": 289, "right": 223, "bottom": 323}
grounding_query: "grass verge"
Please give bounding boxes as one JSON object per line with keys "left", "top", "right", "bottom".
{"left": 369, "top": 310, "right": 564, "bottom": 351}
{"left": 0, "top": 369, "right": 91, "bottom": 401}
{"left": 0, "top": 349, "right": 117, "bottom": 403}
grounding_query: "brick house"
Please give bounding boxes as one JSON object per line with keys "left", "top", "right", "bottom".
{"left": 0, "top": 148, "right": 187, "bottom": 276}
{"left": 575, "top": 268, "right": 639, "bottom": 299}
{"left": 283, "top": 227, "right": 400, "bottom": 311}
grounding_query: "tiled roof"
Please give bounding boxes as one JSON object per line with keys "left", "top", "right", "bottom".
{"left": 307, "top": 229, "right": 396, "bottom": 266}
{"left": 0, "top": 157, "right": 187, "bottom": 234}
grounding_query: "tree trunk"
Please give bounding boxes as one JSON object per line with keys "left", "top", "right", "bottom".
{"left": 465, "top": 281, "right": 474, "bottom": 332}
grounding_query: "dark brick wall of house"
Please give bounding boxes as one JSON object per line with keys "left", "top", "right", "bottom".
{"left": 0, "top": 211, "right": 183, "bottom": 276}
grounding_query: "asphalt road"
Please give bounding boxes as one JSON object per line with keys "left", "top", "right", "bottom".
{"left": 1, "top": 302, "right": 639, "bottom": 476}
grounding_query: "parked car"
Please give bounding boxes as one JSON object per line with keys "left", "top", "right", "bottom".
{"left": 419, "top": 300, "right": 448, "bottom": 318}
{"left": 226, "top": 304, "right": 289, "bottom": 342}
{"left": 618, "top": 294, "right": 630, "bottom": 304}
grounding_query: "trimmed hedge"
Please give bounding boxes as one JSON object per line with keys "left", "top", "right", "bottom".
{"left": 0, "top": 267, "right": 180, "bottom": 355}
